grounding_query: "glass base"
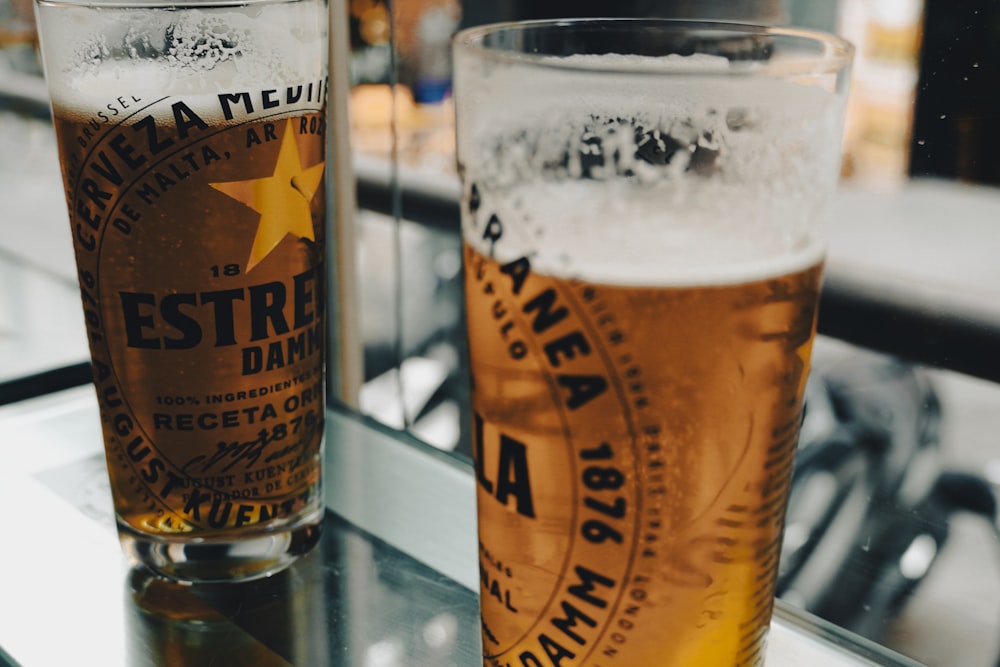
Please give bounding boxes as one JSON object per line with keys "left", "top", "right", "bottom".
{"left": 118, "top": 508, "right": 324, "bottom": 584}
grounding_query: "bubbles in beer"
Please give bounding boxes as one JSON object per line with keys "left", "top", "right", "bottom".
{"left": 162, "top": 16, "right": 248, "bottom": 71}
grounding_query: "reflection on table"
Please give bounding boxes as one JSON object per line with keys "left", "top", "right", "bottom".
{"left": 125, "top": 512, "right": 478, "bottom": 667}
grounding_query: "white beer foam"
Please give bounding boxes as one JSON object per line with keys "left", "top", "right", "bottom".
{"left": 546, "top": 52, "right": 732, "bottom": 72}
{"left": 470, "top": 180, "right": 826, "bottom": 287}
{"left": 456, "top": 52, "right": 844, "bottom": 286}
{"left": 37, "top": 0, "right": 326, "bottom": 119}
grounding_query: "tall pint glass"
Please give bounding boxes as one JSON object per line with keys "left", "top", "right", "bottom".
{"left": 453, "top": 20, "right": 852, "bottom": 666}
{"left": 34, "top": 0, "right": 328, "bottom": 582}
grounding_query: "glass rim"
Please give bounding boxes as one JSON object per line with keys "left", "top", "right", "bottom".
{"left": 453, "top": 18, "right": 854, "bottom": 77}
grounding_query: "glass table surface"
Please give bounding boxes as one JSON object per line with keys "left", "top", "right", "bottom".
{"left": 0, "top": 387, "right": 922, "bottom": 667}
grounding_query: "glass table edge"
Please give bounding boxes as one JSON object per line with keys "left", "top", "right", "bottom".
{"left": 0, "top": 388, "right": 924, "bottom": 667}
{"left": 324, "top": 403, "right": 925, "bottom": 667}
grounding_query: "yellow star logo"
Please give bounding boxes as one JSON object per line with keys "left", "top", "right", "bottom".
{"left": 210, "top": 118, "right": 325, "bottom": 272}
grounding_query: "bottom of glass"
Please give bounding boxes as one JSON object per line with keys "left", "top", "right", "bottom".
{"left": 118, "top": 507, "right": 324, "bottom": 584}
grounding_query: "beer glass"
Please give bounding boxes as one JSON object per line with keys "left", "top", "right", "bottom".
{"left": 34, "top": 0, "right": 328, "bottom": 582}
{"left": 453, "top": 20, "right": 852, "bottom": 666}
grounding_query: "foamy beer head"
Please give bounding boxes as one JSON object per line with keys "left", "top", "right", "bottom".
{"left": 454, "top": 20, "right": 852, "bottom": 287}
{"left": 454, "top": 20, "right": 852, "bottom": 666}
{"left": 35, "top": 0, "right": 326, "bottom": 117}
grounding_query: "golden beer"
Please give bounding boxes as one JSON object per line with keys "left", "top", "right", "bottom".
{"left": 453, "top": 19, "right": 851, "bottom": 666}
{"left": 465, "top": 243, "right": 823, "bottom": 666}
{"left": 36, "top": 0, "right": 328, "bottom": 581}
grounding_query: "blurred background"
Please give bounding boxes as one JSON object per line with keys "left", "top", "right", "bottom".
{"left": 5, "top": 1, "right": 1000, "bottom": 665}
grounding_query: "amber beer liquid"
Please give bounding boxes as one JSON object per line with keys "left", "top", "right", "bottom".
{"left": 453, "top": 18, "right": 852, "bottom": 667}
{"left": 466, "top": 243, "right": 823, "bottom": 666}
{"left": 35, "top": 0, "right": 328, "bottom": 581}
